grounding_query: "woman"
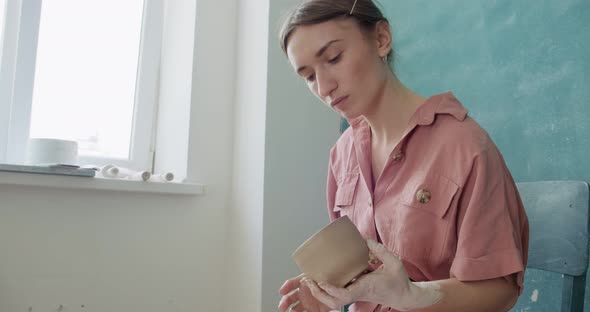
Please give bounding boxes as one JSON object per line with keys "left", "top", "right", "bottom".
{"left": 277, "top": 0, "right": 529, "bottom": 311}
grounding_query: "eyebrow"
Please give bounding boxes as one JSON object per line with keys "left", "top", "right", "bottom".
{"left": 296, "top": 39, "right": 343, "bottom": 75}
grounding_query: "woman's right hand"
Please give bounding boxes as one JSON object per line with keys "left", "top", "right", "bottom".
{"left": 278, "top": 274, "right": 337, "bottom": 312}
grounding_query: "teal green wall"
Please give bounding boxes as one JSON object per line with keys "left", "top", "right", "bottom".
{"left": 379, "top": 0, "right": 589, "bottom": 310}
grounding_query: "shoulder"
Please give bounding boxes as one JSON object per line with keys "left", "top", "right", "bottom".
{"left": 434, "top": 114, "right": 495, "bottom": 155}
{"left": 411, "top": 92, "right": 495, "bottom": 157}
{"left": 410, "top": 95, "right": 506, "bottom": 184}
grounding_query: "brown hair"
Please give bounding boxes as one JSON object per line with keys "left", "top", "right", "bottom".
{"left": 279, "top": 0, "right": 394, "bottom": 63}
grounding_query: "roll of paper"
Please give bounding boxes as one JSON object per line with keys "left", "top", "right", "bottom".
{"left": 99, "top": 165, "right": 151, "bottom": 181}
{"left": 99, "top": 164, "right": 119, "bottom": 178}
{"left": 25, "top": 138, "right": 78, "bottom": 165}
{"left": 152, "top": 172, "right": 174, "bottom": 182}
{"left": 131, "top": 171, "right": 151, "bottom": 181}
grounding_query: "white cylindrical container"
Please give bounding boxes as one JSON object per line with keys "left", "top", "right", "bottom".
{"left": 99, "top": 164, "right": 119, "bottom": 178}
{"left": 132, "top": 171, "right": 152, "bottom": 181}
{"left": 25, "top": 138, "right": 78, "bottom": 165}
{"left": 152, "top": 172, "right": 174, "bottom": 182}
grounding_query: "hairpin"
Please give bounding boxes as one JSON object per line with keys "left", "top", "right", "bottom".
{"left": 349, "top": 0, "right": 359, "bottom": 15}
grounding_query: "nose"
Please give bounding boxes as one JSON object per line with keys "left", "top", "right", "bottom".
{"left": 316, "top": 70, "right": 337, "bottom": 99}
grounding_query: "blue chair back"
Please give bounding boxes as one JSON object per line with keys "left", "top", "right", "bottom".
{"left": 513, "top": 181, "right": 589, "bottom": 311}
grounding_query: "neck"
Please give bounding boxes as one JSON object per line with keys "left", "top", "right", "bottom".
{"left": 363, "top": 72, "right": 425, "bottom": 147}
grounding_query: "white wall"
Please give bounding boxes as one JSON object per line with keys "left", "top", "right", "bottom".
{"left": 154, "top": 0, "right": 196, "bottom": 179}
{"left": 224, "top": 0, "right": 269, "bottom": 310}
{"left": 260, "top": 0, "right": 341, "bottom": 310}
{"left": 0, "top": 0, "right": 340, "bottom": 310}
{"left": 0, "top": 187, "right": 226, "bottom": 311}
{"left": 0, "top": 0, "right": 238, "bottom": 311}
{"left": 225, "top": 0, "right": 340, "bottom": 310}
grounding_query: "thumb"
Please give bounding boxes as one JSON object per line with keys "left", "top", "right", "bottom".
{"left": 367, "top": 239, "right": 400, "bottom": 265}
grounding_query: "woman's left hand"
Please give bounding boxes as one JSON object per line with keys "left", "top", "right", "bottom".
{"left": 302, "top": 239, "right": 439, "bottom": 311}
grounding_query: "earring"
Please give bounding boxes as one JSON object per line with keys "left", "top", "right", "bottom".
{"left": 382, "top": 55, "right": 388, "bottom": 63}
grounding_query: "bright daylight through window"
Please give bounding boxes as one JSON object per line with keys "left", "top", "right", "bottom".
{"left": 30, "top": 0, "right": 144, "bottom": 159}
{"left": 0, "top": 0, "right": 161, "bottom": 172}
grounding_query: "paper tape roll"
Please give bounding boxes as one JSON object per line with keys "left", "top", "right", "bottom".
{"left": 25, "top": 138, "right": 78, "bottom": 165}
{"left": 152, "top": 172, "right": 174, "bottom": 182}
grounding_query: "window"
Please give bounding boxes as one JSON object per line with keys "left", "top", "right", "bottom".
{"left": 0, "top": 0, "right": 163, "bottom": 171}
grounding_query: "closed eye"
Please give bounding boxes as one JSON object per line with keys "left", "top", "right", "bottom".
{"left": 328, "top": 53, "right": 342, "bottom": 64}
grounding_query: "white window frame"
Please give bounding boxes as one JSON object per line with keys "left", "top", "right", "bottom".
{"left": 0, "top": 0, "right": 163, "bottom": 172}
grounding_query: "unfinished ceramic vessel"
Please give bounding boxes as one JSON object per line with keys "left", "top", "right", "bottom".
{"left": 292, "top": 216, "right": 369, "bottom": 287}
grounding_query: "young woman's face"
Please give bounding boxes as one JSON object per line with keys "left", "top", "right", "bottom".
{"left": 287, "top": 18, "right": 389, "bottom": 119}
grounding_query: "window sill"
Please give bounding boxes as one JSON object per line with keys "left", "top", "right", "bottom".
{"left": 0, "top": 170, "right": 205, "bottom": 195}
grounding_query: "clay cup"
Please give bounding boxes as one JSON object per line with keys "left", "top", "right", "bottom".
{"left": 292, "top": 216, "right": 369, "bottom": 287}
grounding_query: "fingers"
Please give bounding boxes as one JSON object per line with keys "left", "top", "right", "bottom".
{"left": 280, "top": 273, "right": 306, "bottom": 295}
{"left": 367, "top": 239, "right": 401, "bottom": 266}
{"left": 340, "top": 267, "right": 382, "bottom": 300}
{"left": 317, "top": 281, "right": 352, "bottom": 301}
{"left": 278, "top": 288, "right": 301, "bottom": 312}
{"left": 302, "top": 278, "right": 343, "bottom": 310}
{"left": 279, "top": 274, "right": 306, "bottom": 312}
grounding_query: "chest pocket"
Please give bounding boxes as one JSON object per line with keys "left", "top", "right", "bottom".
{"left": 333, "top": 173, "right": 360, "bottom": 214}
{"left": 395, "top": 172, "right": 459, "bottom": 262}
{"left": 401, "top": 172, "right": 458, "bottom": 217}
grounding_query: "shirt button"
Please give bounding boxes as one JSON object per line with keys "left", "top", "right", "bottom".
{"left": 368, "top": 199, "right": 373, "bottom": 207}
{"left": 392, "top": 151, "right": 404, "bottom": 161}
{"left": 416, "top": 189, "right": 432, "bottom": 204}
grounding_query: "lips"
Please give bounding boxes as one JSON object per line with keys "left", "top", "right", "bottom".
{"left": 330, "top": 96, "right": 348, "bottom": 108}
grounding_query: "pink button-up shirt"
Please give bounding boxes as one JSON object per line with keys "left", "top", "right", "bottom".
{"left": 327, "top": 92, "right": 529, "bottom": 312}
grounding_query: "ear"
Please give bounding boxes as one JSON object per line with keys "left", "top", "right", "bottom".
{"left": 374, "top": 20, "right": 392, "bottom": 59}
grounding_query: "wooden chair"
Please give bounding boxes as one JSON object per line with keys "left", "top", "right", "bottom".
{"left": 342, "top": 181, "right": 590, "bottom": 312}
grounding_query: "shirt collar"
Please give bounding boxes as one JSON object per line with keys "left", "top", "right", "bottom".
{"left": 413, "top": 91, "right": 468, "bottom": 126}
{"left": 346, "top": 91, "right": 468, "bottom": 130}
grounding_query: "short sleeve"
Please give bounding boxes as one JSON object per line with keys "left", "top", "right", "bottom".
{"left": 450, "top": 144, "right": 529, "bottom": 294}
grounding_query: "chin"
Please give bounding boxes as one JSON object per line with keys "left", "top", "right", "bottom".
{"left": 340, "top": 111, "right": 362, "bottom": 121}
{"left": 340, "top": 105, "right": 361, "bottom": 117}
